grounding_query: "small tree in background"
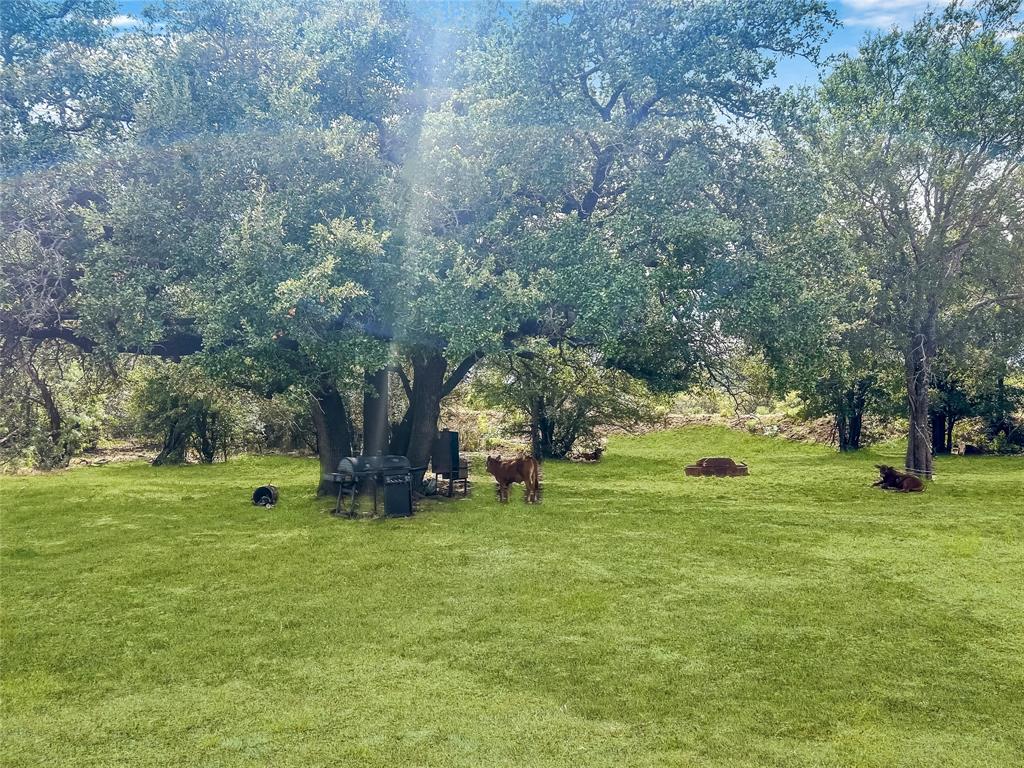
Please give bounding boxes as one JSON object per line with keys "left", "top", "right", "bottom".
{"left": 930, "top": 354, "right": 1024, "bottom": 453}
{"left": 130, "top": 363, "right": 260, "bottom": 465}
{"left": 473, "top": 344, "right": 668, "bottom": 459}
{"left": 0, "top": 341, "right": 110, "bottom": 469}
{"left": 782, "top": 294, "right": 904, "bottom": 452}
{"left": 931, "top": 300, "right": 1024, "bottom": 453}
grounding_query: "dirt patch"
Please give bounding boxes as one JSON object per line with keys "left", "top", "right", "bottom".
{"left": 72, "top": 442, "right": 158, "bottom": 466}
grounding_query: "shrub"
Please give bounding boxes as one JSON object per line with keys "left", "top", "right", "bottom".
{"left": 130, "top": 363, "right": 261, "bottom": 464}
{"left": 255, "top": 390, "right": 317, "bottom": 454}
{"left": 472, "top": 344, "right": 668, "bottom": 459}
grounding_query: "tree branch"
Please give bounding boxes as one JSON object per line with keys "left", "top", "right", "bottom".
{"left": 627, "top": 90, "right": 662, "bottom": 128}
{"left": 579, "top": 74, "right": 611, "bottom": 121}
{"left": 390, "top": 366, "right": 413, "bottom": 400}
{"left": 966, "top": 293, "right": 1024, "bottom": 317}
{"left": 63, "top": 110, "right": 133, "bottom": 134}
{"left": 441, "top": 350, "right": 484, "bottom": 398}
{"left": 9, "top": 322, "right": 205, "bottom": 358}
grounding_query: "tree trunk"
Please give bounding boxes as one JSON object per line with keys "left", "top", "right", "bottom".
{"left": 945, "top": 417, "right": 956, "bottom": 453}
{"left": 904, "top": 327, "right": 935, "bottom": 479}
{"left": 153, "top": 419, "right": 190, "bottom": 465}
{"left": 405, "top": 352, "right": 448, "bottom": 486}
{"left": 25, "top": 362, "right": 70, "bottom": 468}
{"left": 311, "top": 382, "right": 353, "bottom": 497}
{"left": 389, "top": 409, "right": 412, "bottom": 457}
{"left": 539, "top": 411, "right": 556, "bottom": 458}
{"left": 931, "top": 411, "right": 948, "bottom": 455}
{"left": 530, "top": 395, "right": 560, "bottom": 459}
{"left": 362, "top": 368, "right": 390, "bottom": 456}
{"left": 529, "top": 396, "right": 543, "bottom": 460}
{"left": 835, "top": 382, "right": 867, "bottom": 452}
{"left": 196, "top": 407, "right": 220, "bottom": 463}
{"left": 848, "top": 408, "right": 864, "bottom": 450}
{"left": 836, "top": 414, "right": 852, "bottom": 452}
{"left": 389, "top": 350, "right": 483, "bottom": 474}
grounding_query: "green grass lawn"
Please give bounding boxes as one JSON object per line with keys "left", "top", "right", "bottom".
{"left": 2, "top": 427, "right": 1022, "bottom": 767}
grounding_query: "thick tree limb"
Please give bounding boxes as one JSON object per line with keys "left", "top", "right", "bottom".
{"left": 966, "top": 293, "right": 1024, "bottom": 317}
{"left": 627, "top": 90, "right": 662, "bottom": 128}
{"left": 440, "top": 350, "right": 484, "bottom": 398}
{"left": 9, "top": 321, "right": 204, "bottom": 358}
{"left": 63, "top": 110, "right": 134, "bottom": 133}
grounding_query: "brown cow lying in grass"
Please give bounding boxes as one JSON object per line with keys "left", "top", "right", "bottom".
{"left": 486, "top": 455, "right": 540, "bottom": 503}
{"left": 873, "top": 464, "right": 925, "bottom": 492}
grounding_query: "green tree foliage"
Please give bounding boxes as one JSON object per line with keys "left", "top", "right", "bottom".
{"left": 1, "top": 0, "right": 149, "bottom": 468}
{"left": 2, "top": 0, "right": 418, "bottom": 488}
{"left": 929, "top": 301, "right": 1024, "bottom": 453}
{"left": 760, "top": 256, "right": 905, "bottom": 452}
{"left": 454, "top": 0, "right": 838, "bottom": 390}
{"left": 15, "top": 0, "right": 1019, "bottom": 491}
{"left": 1, "top": 0, "right": 845, "bottom": 487}
{"left": 1, "top": 0, "right": 146, "bottom": 168}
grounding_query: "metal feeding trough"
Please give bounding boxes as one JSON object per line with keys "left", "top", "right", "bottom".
{"left": 252, "top": 484, "right": 279, "bottom": 507}
{"left": 325, "top": 455, "right": 415, "bottom": 518}
{"left": 684, "top": 457, "right": 749, "bottom": 477}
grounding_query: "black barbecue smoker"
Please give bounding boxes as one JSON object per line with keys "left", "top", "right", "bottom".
{"left": 325, "top": 454, "right": 414, "bottom": 518}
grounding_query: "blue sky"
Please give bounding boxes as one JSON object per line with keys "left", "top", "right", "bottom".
{"left": 114, "top": 0, "right": 944, "bottom": 88}
{"left": 776, "top": 0, "right": 944, "bottom": 86}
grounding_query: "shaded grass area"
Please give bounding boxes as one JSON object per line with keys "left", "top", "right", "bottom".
{"left": 2, "top": 427, "right": 1022, "bottom": 767}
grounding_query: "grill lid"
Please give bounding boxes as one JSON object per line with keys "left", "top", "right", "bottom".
{"left": 335, "top": 454, "right": 411, "bottom": 478}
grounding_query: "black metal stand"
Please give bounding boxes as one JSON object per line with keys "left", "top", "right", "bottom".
{"left": 332, "top": 475, "right": 381, "bottom": 517}
{"left": 434, "top": 472, "right": 469, "bottom": 497}
{"left": 332, "top": 482, "right": 358, "bottom": 518}
{"left": 332, "top": 466, "right": 425, "bottom": 518}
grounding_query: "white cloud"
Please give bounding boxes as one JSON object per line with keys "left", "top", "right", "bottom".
{"left": 840, "top": 0, "right": 935, "bottom": 27}
{"left": 109, "top": 14, "right": 141, "bottom": 28}
{"left": 842, "top": 0, "right": 932, "bottom": 9}
{"left": 843, "top": 12, "right": 903, "bottom": 27}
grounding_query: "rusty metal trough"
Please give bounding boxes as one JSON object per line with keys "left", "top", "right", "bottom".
{"left": 684, "top": 457, "right": 749, "bottom": 477}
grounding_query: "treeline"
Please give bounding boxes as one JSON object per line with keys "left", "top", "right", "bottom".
{"left": 2, "top": 0, "right": 1021, "bottom": 485}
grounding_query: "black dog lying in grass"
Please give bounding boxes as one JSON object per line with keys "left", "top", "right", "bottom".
{"left": 873, "top": 465, "right": 924, "bottom": 492}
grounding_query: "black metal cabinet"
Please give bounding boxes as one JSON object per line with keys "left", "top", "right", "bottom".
{"left": 431, "top": 430, "right": 469, "bottom": 497}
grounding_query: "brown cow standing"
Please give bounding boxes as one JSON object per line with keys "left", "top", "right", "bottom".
{"left": 486, "top": 455, "right": 540, "bottom": 503}
{"left": 873, "top": 464, "right": 925, "bottom": 492}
